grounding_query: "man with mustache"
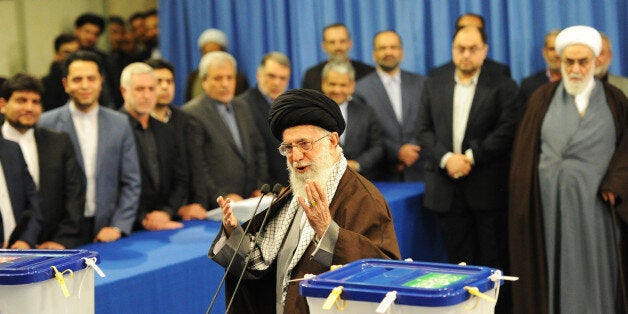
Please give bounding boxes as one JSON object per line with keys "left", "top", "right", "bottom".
{"left": 510, "top": 25, "right": 628, "bottom": 314}
{"left": 520, "top": 29, "right": 562, "bottom": 103}
{"left": 301, "top": 23, "right": 374, "bottom": 92}
{"left": 209, "top": 89, "right": 400, "bottom": 314}
{"left": 355, "top": 30, "right": 426, "bottom": 181}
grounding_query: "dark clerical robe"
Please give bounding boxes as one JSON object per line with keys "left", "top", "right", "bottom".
{"left": 209, "top": 166, "right": 400, "bottom": 314}
{"left": 509, "top": 80, "right": 628, "bottom": 314}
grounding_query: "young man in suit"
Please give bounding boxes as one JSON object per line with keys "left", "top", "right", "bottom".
{"left": 183, "top": 51, "right": 268, "bottom": 210}
{"left": 416, "top": 26, "right": 521, "bottom": 312}
{"left": 39, "top": 50, "right": 141, "bottom": 243}
{"left": 355, "top": 30, "right": 427, "bottom": 181}
{"left": 237, "top": 52, "right": 292, "bottom": 187}
{"left": 1, "top": 73, "right": 85, "bottom": 249}
{"left": 321, "top": 61, "right": 384, "bottom": 180}
{"left": 301, "top": 23, "right": 374, "bottom": 92}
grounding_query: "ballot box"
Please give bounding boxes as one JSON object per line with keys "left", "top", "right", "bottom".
{"left": 0, "top": 249, "right": 100, "bottom": 314}
{"left": 300, "top": 258, "right": 503, "bottom": 313}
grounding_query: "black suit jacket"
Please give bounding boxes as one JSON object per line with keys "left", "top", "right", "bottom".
{"left": 237, "top": 87, "right": 288, "bottom": 186}
{"left": 183, "top": 95, "right": 268, "bottom": 208}
{"left": 301, "top": 59, "right": 374, "bottom": 92}
{"left": 416, "top": 69, "right": 522, "bottom": 212}
{"left": 0, "top": 138, "right": 42, "bottom": 246}
{"left": 429, "top": 58, "right": 511, "bottom": 78}
{"left": 342, "top": 99, "right": 385, "bottom": 180}
{"left": 520, "top": 70, "right": 549, "bottom": 103}
{"left": 120, "top": 110, "right": 187, "bottom": 228}
{"left": 31, "top": 128, "right": 85, "bottom": 248}
{"left": 165, "top": 106, "right": 193, "bottom": 203}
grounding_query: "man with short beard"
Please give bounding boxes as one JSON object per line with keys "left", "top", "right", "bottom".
{"left": 510, "top": 25, "right": 628, "bottom": 314}
{"left": 355, "top": 30, "right": 426, "bottom": 181}
{"left": 301, "top": 23, "right": 374, "bottom": 92}
{"left": 520, "top": 29, "right": 562, "bottom": 103}
{"left": 209, "top": 89, "right": 400, "bottom": 314}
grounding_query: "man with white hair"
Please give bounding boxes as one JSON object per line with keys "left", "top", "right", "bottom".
{"left": 119, "top": 62, "right": 186, "bottom": 231}
{"left": 510, "top": 25, "right": 628, "bottom": 314}
{"left": 595, "top": 33, "right": 628, "bottom": 97}
{"left": 184, "top": 28, "right": 249, "bottom": 101}
{"left": 209, "top": 89, "right": 400, "bottom": 314}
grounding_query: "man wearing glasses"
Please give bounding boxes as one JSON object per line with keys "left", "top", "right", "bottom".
{"left": 510, "top": 25, "right": 628, "bottom": 314}
{"left": 416, "top": 25, "right": 521, "bottom": 313}
{"left": 209, "top": 89, "right": 400, "bottom": 314}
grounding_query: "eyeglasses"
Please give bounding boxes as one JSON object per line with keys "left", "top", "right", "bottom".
{"left": 277, "top": 134, "right": 330, "bottom": 156}
{"left": 453, "top": 45, "right": 484, "bottom": 55}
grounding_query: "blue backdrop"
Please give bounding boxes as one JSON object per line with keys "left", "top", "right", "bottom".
{"left": 159, "top": 0, "right": 628, "bottom": 106}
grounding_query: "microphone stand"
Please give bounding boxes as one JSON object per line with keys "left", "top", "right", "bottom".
{"left": 206, "top": 184, "right": 270, "bottom": 314}
{"left": 225, "top": 183, "right": 284, "bottom": 313}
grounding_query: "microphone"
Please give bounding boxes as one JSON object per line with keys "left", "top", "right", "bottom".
{"left": 225, "top": 183, "right": 284, "bottom": 313}
{"left": 206, "top": 184, "right": 270, "bottom": 314}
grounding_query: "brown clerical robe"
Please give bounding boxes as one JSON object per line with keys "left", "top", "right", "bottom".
{"left": 212, "top": 166, "right": 401, "bottom": 314}
{"left": 509, "top": 81, "right": 628, "bottom": 314}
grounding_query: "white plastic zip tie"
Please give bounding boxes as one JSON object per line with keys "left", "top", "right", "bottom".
{"left": 376, "top": 291, "right": 397, "bottom": 313}
{"left": 83, "top": 257, "right": 106, "bottom": 277}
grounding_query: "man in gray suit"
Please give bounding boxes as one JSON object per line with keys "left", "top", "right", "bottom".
{"left": 595, "top": 33, "right": 628, "bottom": 97}
{"left": 39, "top": 50, "right": 141, "bottom": 243}
{"left": 355, "top": 30, "right": 427, "bottom": 181}
{"left": 183, "top": 51, "right": 268, "bottom": 210}
{"left": 321, "top": 61, "right": 384, "bottom": 180}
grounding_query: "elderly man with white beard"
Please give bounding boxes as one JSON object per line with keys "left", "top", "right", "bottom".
{"left": 208, "top": 89, "right": 400, "bottom": 314}
{"left": 509, "top": 25, "right": 628, "bottom": 314}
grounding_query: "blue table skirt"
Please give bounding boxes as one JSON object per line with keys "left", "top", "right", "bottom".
{"left": 81, "top": 182, "right": 445, "bottom": 314}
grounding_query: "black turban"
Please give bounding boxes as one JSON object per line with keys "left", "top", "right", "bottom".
{"left": 268, "top": 89, "right": 345, "bottom": 141}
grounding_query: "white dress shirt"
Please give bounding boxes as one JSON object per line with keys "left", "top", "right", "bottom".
{"left": 2, "top": 123, "right": 39, "bottom": 188}
{"left": 338, "top": 101, "right": 348, "bottom": 145}
{"left": 377, "top": 69, "right": 403, "bottom": 123}
{"left": 440, "top": 70, "right": 480, "bottom": 168}
{"left": 70, "top": 103, "right": 99, "bottom": 217}
{"left": 0, "top": 162, "right": 16, "bottom": 244}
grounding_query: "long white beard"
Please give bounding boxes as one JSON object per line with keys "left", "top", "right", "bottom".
{"left": 288, "top": 145, "right": 335, "bottom": 200}
{"left": 562, "top": 65, "right": 594, "bottom": 96}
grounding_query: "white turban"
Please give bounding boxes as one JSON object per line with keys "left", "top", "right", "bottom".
{"left": 555, "top": 25, "right": 602, "bottom": 57}
{"left": 197, "top": 28, "right": 228, "bottom": 50}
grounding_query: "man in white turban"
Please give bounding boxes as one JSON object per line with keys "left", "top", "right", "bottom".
{"left": 509, "top": 25, "right": 628, "bottom": 314}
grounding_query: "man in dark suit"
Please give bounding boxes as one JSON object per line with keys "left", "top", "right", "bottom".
{"left": 119, "top": 62, "right": 186, "bottom": 231}
{"left": 41, "top": 33, "right": 80, "bottom": 112}
{"left": 183, "top": 51, "right": 268, "bottom": 210}
{"left": 1, "top": 73, "right": 85, "bottom": 249}
{"left": 355, "top": 30, "right": 426, "bottom": 181}
{"left": 429, "top": 13, "right": 511, "bottom": 78}
{"left": 145, "top": 59, "right": 204, "bottom": 220}
{"left": 301, "top": 23, "right": 374, "bottom": 92}
{"left": 237, "top": 52, "right": 291, "bottom": 187}
{"left": 0, "top": 136, "right": 42, "bottom": 249}
{"left": 416, "top": 26, "right": 521, "bottom": 311}
{"left": 321, "top": 61, "right": 384, "bottom": 180}
{"left": 520, "top": 30, "right": 562, "bottom": 103}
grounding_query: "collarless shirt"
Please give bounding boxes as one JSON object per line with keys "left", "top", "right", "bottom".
{"left": 2, "top": 123, "right": 39, "bottom": 188}
{"left": 377, "top": 69, "right": 403, "bottom": 123}
{"left": 452, "top": 70, "right": 480, "bottom": 153}
{"left": 70, "top": 102, "right": 99, "bottom": 217}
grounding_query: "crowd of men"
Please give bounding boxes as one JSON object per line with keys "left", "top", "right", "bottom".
{"left": 0, "top": 10, "right": 627, "bottom": 314}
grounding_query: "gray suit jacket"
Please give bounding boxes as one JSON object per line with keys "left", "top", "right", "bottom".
{"left": 342, "top": 99, "right": 385, "bottom": 180}
{"left": 39, "top": 103, "right": 141, "bottom": 235}
{"left": 183, "top": 95, "right": 268, "bottom": 208}
{"left": 355, "top": 70, "right": 427, "bottom": 181}
{"left": 608, "top": 74, "right": 628, "bottom": 97}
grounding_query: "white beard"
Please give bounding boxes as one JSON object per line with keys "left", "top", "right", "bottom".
{"left": 562, "top": 65, "right": 594, "bottom": 96}
{"left": 288, "top": 144, "right": 335, "bottom": 200}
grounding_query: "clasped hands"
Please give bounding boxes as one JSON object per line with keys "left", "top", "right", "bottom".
{"left": 446, "top": 153, "right": 472, "bottom": 179}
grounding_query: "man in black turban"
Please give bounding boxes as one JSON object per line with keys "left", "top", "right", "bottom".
{"left": 209, "top": 88, "right": 400, "bottom": 314}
